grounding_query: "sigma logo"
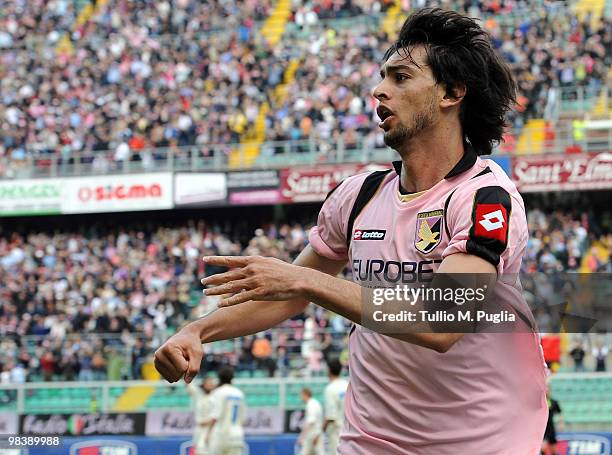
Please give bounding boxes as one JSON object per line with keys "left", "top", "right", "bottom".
{"left": 353, "top": 229, "right": 386, "bottom": 240}
{"left": 70, "top": 440, "right": 137, "bottom": 455}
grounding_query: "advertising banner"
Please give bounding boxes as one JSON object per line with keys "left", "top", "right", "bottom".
{"left": 20, "top": 435, "right": 299, "bottom": 455}
{"left": 512, "top": 152, "right": 612, "bottom": 192}
{"left": 227, "top": 171, "right": 280, "bottom": 189}
{"left": 174, "top": 173, "right": 227, "bottom": 207}
{"left": 555, "top": 432, "right": 612, "bottom": 455}
{"left": 0, "top": 179, "right": 63, "bottom": 216}
{"left": 19, "top": 413, "right": 146, "bottom": 436}
{"left": 229, "top": 189, "right": 282, "bottom": 205}
{"left": 14, "top": 433, "right": 612, "bottom": 455}
{"left": 283, "top": 409, "right": 305, "bottom": 434}
{"left": 145, "top": 407, "right": 284, "bottom": 436}
{"left": 0, "top": 412, "right": 18, "bottom": 434}
{"left": 280, "top": 163, "right": 388, "bottom": 203}
{"left": 61, "top": 174, "right": 173, "bottom": 214}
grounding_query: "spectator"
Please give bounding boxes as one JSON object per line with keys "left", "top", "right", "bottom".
{"left": 569, "top": 342, "right": 586, "bottom": 372}
{"left": 252, "top": 334, "right": 274, "bottom": 377}
{"left": 40, "top": 351, "right": 56, "bottom": 382}
{"left": 276, "top": 346, "right": 290, "bottom": 378}
{"left": 593, "top": 340, "right": 609, "bottom": 372}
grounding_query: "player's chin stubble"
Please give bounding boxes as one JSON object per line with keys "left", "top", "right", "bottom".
{"left": 383, "top": 110, "right": 432, "bottom": 151}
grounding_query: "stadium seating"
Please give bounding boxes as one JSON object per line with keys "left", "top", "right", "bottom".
{"left": 0, "top": 0, "right": 609, "bottom": 178}
{"left": 550, "top": 375, "right": 612, "bottom": 425}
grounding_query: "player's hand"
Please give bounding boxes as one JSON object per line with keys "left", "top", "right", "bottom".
{"left": 201, "top": 255, "right": 305, "bottom": 307}
{"left": 154, "top": 323, "right": 203, "bottom": 383}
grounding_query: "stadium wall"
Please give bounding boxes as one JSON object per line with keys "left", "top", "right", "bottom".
{"left": 1, "top": 154, "right": 610, "bottom": 217}
{"left": 3, "top": 433, "right": 612, "bottom": 455}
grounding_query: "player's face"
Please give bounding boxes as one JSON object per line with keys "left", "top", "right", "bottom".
{"left": 372, "top": 46, "right": 441, "bottom": 150}
{"left": 203, "top": 377, "right": 216, "bottom": 393}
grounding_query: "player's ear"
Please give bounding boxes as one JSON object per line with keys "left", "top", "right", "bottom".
{"left": 440, "top": 85, "right": 466, "bottom": 109}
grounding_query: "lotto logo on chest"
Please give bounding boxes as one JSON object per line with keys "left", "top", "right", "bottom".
{"left": 353, "top": 229, "right": 386, "bottom": 240}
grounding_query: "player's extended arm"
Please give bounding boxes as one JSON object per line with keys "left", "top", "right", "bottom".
{"left": 202, "top": 251, "right": 496, "bottom": 354}
{"left": 154, "top": 246, "right": 346, "bottom": 383}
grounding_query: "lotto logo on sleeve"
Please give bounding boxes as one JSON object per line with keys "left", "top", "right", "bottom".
{"left": 474, "top": 204, "right": 508, "bottom": 242}
{"left": 353, "top": 229, "right": 386, "bottom": 240}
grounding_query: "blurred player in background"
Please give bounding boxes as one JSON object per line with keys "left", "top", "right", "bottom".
{"left": 156, "top": 8, "right": 548, "bottom": 454}
{"left": 206, "top": 366, "right": 246, "bottom": 455}
{"left": 542, "top": 379, "right": 564, "bottom": 455}
{"left": 186, "top": 376, "right": 216, "bottom": 455}
{"left": 323, "top": 359, "right": 348, "bottom": 455}
{"left": 298, "top": 388, "right": 324, "bottom": 455}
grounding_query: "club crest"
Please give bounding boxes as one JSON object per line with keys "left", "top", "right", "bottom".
{"left": 414, "top": 209, "right": 444, "bottom": 254}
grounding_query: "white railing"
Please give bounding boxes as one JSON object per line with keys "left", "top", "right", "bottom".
{"left": 0, "top": 373, "right": 611, "bottom": 414}
{"left": 0, "top": 377, "right": 330, "bottom": 414}
{"left": 1, "top": 124, "right": 610, "bottom": 180}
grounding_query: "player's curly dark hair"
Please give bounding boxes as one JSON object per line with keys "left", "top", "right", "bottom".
{"left": 384, "top": 8, "right": 517, "bottom": 155}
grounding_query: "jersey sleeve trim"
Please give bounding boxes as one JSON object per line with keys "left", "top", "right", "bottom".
{"left": 466, "top": 186, "right": 512, "bottom": 267}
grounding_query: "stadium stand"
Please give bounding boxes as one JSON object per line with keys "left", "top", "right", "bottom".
{"left": 0, "top": 207, "right": 609, "bottom": 382}
{"left": 0, "top": 0, "right": 610, "bottom": 176}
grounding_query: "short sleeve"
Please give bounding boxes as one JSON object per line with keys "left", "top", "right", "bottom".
{"left": 308, "top": 173, "right": 370, "bottom": 261}
{"left": 442, "top": 185, "right": 521, "bottom": 274}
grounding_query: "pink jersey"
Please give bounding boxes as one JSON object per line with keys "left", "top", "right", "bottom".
{"left": 309, "top": 150, "right": 548, "bottom": 454}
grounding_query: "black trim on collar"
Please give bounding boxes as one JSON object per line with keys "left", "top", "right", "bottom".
{"left": 391, "top": 145, "right": 478, "bottom": 180}
{"left": 392, "top": 160, "right": 403, "bottom": 175}
{"left": 471, "top": 166, "right": 492, "bottom": 179}
{"left": 444, "top": 145, "right": 478, "bottom": 178}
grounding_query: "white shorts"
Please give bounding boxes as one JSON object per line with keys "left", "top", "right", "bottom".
{"left": 299, "top": 434, "right": 324, "bottom": 455}
{"left": 327, "top": 426, "right": 341, "bottom": 454}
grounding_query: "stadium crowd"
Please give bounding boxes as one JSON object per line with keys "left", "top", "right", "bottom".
{"left": 1, "top": 0, "right": 610, "bottom": 176}
{"left": 0, "top": 206, "right": 609, "bottom": 383}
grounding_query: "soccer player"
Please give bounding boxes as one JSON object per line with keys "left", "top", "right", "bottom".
{"left": 186, "top": 376, "right": 216, "bottom": 455}
{"left": 206, "top": 366, "right": 246, "bottom": 455}
{"left": 298, "top": 388, "right": 324, "bottom": 455}
{"left": 155, "top": 8, "right": 548, "bottom": 454}
{"left": 323, "top": 359, "right": 348, "bottom": 455}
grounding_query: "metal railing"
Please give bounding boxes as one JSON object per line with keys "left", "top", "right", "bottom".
{"left": 1, "top": 124, "right": 610, "bottom": 179}
{"left": 0, "top": 377, "right": 331, "bottom": 414}
{"left": 0, "top": 373, "right": 611, "bottom": 417}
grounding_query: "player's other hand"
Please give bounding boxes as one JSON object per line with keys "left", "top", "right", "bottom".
{"left": 154, "top": 324, "right": 203, "bottom": 384}
{"left": 201, "top": 255, "right": 304, "bottom": 307}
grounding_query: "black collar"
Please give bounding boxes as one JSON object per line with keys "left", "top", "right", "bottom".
{"left": 392, "top": 145, "right": 478, "bottom": 179}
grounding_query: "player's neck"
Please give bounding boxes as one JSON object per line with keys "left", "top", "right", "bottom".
{"left": 397, "top": 130, "right": 465, "bottom": 193}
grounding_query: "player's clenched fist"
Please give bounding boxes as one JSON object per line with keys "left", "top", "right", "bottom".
{"left": 154, "top": 324, "right": 203, "bottom": 383}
